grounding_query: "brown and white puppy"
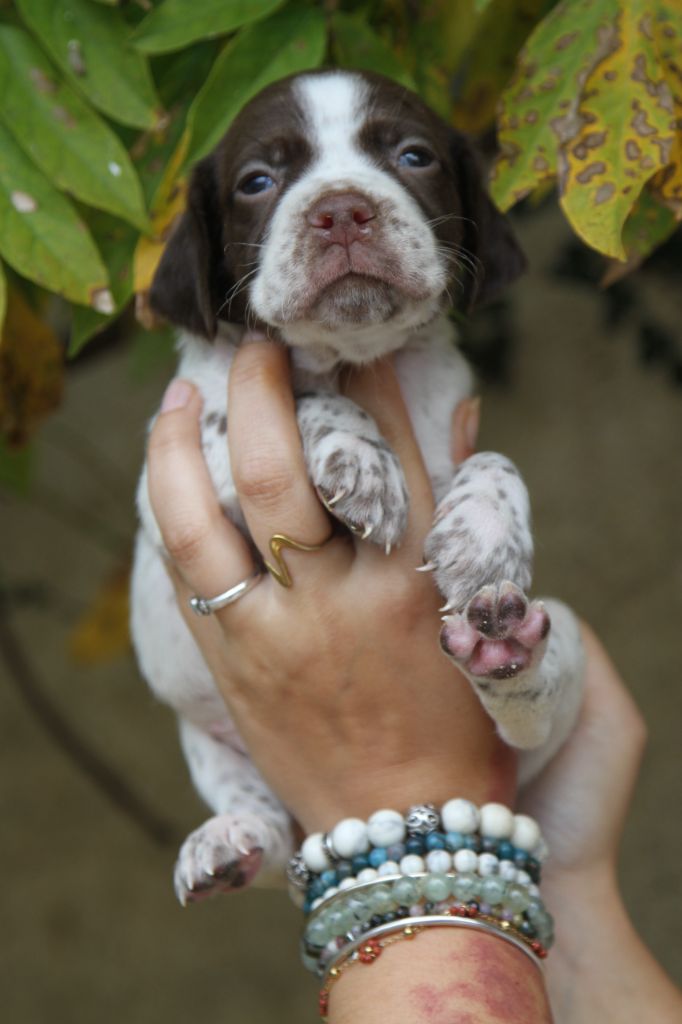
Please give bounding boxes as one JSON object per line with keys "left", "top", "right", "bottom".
{"left": 131, "top": 70, "right": 584, "bottom": 904}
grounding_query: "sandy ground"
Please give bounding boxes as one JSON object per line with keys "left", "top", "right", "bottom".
{"left": 3, "top": 207, "right": 681, "bottom": 1023}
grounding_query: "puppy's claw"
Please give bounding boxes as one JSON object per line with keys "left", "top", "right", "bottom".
{"left": 385, "top": 541, "right": 392, "bottom": 556}
{"left": 439, "top": 600, "right": 454, "bottom": 613}
{"left": 416, "top": 561, "right": 436, "bottom": 573}
{"left": 362, "top": 523, "right": 374, "bottom": 540}
{"left": 327, "top": 489, "right": 346, "bottom": 507}
{"left": 318, "top": 487, "right": 346, "bottom": 512}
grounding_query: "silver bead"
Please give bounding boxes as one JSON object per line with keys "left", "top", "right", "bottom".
{"left": 322, "top": 832, "right": 338, "bottom": 862}
{"left": 286, "top": 852, "right": 310, "bottom": 889}
{"left": 405, "top": 803, "right": 440, "bottom": 835}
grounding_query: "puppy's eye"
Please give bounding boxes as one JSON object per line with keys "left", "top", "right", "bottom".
{"left": 398, "top": 148, "right": 433, "bottom": 169}
{"left": 239, "top": 173, "right": 276, "bottom": 196}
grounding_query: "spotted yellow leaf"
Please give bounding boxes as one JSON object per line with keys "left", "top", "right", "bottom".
{"left": 492, "top": 0, "right": 624, "bottom": 211}
{"left": 648, "top": 6, "right": 682, "bottom": 216}
{"left": 560, "top": 0, "right": 680, "bottom": 259}
{"left": 492, "top": 0, "right": 682, "bottom": 264}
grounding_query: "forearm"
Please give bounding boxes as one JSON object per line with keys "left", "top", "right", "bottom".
{"left": 328, "top": 927, "right": 553, "bottom": 1024}
{"left": 544, "top": 866, "right": 682, "bottom": 1024}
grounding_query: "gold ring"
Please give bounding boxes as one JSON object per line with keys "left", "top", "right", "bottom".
{"left": 265, "top": 533, "right": 330, "bottom": 588}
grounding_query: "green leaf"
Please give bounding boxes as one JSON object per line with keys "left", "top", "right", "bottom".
{"left": 0, "top": 26, "right": 149, "bottom": 231}
{"left": 184, "top": 5, "right": 327, "bottom": 166}
{"left": 603, "top": 185, "right": 678, "bottom": 282}
{"left": 69, "top": 216, "right": 137, "bottom": 354}
{"left": 450, "top": 0, "right": 553, "bottom": 135}
{"left": 331, "top": 12, "right": 416, "bottom": 89}
{"left": 0, "top": 123, "right": 111, "bottom": 308}
{"left": 0, "top": 260, "right": 6, "bottom": 335}
{"left": 132, "top": 0, "right": 285, "bottom": 55}
{"left": 16, "top": 0, "right": 162, "bottom": 130}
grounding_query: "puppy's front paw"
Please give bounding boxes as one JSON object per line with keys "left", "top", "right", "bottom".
{"left": 297, "top": 391, "right": 408, "bottom": 549}
{"left": 314, "top": 433, "right": 408, "bottom": 548}
{"left": 440, "top": 581, "right": 550, "bottom": 680}
{"left": 424, "top": 452, "right": 533, "bottom": 610}
{"left": 174, "top": 814, "right": 265, "bottom": 905}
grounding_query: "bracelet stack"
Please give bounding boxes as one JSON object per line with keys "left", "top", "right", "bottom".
{"left": 287, "top": 799, "right": 554, "bottom": 1020}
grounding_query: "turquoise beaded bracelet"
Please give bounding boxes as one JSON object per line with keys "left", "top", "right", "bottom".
{"left": 288, "top": 799, "right": 546, "bottom": 914}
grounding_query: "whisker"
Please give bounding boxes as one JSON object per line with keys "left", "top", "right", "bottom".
{"left": 215, "top": 266, "right": 260, "bottom": 319}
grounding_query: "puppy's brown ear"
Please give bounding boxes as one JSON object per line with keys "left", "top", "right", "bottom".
{"left": 149, "top": 155, "right": 231, "bottom": 338}
{"left": 450, "top": 133, "right": 526, "bottom": 311}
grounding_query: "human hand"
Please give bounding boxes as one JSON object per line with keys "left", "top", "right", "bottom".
{"left": 518, "top": 624, "right": 647, "bottom": 878}
{"left": 147, "top": 337, "right": 514, "bottom": 834}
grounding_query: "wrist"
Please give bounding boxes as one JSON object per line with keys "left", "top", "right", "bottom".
{"left": 298, "top": 745, "right": 518, "bottom": 835}
{"left": 328, "top": 926, "right": 553, "bottom": 1024}
{"left": 540, "top": 859, "right": 618, "bottom": 984}
{"left": 541, "top": 862, "right": 682, "bottom": 1024}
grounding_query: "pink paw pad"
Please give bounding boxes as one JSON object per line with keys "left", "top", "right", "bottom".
{"left": 174, "top": 816, "right": 265, "bottom": 906}
{"left": 440, "top": 581, "right": 549, "bottom": 680}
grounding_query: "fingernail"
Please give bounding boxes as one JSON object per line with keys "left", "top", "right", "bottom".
{"left": 161, "top": 378, "right": 193, "bottom": 412}
{"left": 464, "top": 397, "right": 481, "bottom": 452}
{"left": 242, "top": 328, "right": 269, "bottom": 344}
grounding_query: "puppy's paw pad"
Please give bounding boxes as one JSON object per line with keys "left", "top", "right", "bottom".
{"left": 174, "top": 814, "right": 264, "bottom": 905}
{"left": 314, "top": 434, "right": 408, "bottom": 546}
{"left": 440, "top": 581, "right": 550, "bottom": 681}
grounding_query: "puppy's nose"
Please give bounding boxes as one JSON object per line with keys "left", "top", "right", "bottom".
{"left": 307, "top": 193, "right": 376, "bottom": 246}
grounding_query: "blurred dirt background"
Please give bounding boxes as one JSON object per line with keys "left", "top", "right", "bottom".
{"left": 2, "top": 206, "right": 681, "bottom": 1023}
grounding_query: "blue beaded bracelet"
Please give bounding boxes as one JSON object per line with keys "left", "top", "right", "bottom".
{"left": 288, "top": 799, "right": 546, "bottom": 903}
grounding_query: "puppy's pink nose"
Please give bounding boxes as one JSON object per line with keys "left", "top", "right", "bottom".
{"left": 307, "top": 193, "right": 376, "bottom": 246}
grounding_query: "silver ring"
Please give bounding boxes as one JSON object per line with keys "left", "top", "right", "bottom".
{"left": 189, "top": 570, "right": 262, "bottom": 615}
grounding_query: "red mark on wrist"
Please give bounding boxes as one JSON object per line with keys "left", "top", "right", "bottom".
{"left": 409, "top": 935, "right": 548, "bottom": 1024}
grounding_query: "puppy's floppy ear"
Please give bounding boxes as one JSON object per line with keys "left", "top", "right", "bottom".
{"left": 149, "top": 155, "right": 231, "bottom": 338}
{"left": 450, "top": 133, "right": 526, "bottom": 311}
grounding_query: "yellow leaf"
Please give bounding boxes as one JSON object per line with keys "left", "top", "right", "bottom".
{"left": 649, "top": 7, "right": 682, "bottom": 216}
{"left": 560, "top": 0, "right": 680, "bottom": 260}
{"left": 133, "top": 180, "right": 186, "bottom": 294}
{"left": 0, "top": 286, "right": 63, "bottom": 446}
{"left": 69, "top": 564, "right": 131, "bottom": 665}
{"left": 133, "top": 125, "right": 190, "bottom": 295}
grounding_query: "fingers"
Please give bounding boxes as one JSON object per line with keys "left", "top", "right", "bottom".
{"left": 452, "top": 397, "right": 480, "bottom": 465}
{"left": 228, "top": 340, "right": 337, "bottom": 571}
{"left": 147, "top": 379, "right": 255, "bottom": 603}
{"left": 342, "top": 360, "right": 434, "bottom": 551}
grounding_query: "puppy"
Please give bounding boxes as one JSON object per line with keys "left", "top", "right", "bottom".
{"left": 131, "top": 69, "right": 584, "bottom": 904}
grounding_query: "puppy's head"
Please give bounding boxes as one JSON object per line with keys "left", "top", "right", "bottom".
{"left": 151, "top": 70, "right": 524, "bottom": 363}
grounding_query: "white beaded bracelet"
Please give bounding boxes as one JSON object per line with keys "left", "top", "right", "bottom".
{"left": 290, "top": 799, "right": 546, "bottom": 889}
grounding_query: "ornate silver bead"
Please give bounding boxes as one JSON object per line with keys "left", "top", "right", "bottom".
{"left": 322, "top": 832, "right": 338, "bottom": 862}
{"left": 405, "top": 803, "right": 440, "bottom": 835}
{"left": 286, "top": 852, "right": 310, "bottom": 889}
